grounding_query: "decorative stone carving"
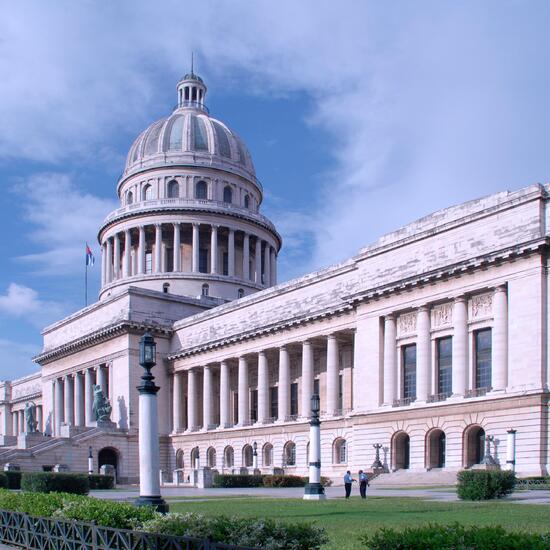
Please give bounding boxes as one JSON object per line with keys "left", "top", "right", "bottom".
{"left": 431, "top": 303, "right": 452, "bottom": 328}
{"left": 24, "top": 402, "right": 38, "bottom": 433}
{"left": 397, "top": 312, "right": 417, "bottom": 336}
{"left": 470, "top": 293, "right": 493, "bottom": 319}
{"left": 92, "top": 385, "right": 112, "bottom": 422}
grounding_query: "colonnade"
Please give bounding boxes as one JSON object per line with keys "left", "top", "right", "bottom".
{"left": 383, "top": 286, "right": 508, "bottom": 406}
{"left": 53, "top": 364, "right": 109, "bottom": 436}
{"left": 172, "top": 333, "right": 345, "bottom": 433}
{"left": 11, "top": 406, "right": 43, "bottom": 435}
{"left": 101, "top": 222, "right": 277, "bottom": 288}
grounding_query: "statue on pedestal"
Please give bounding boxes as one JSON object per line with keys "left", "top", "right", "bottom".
{"left": 24, "top": 402, "right": 38, "bottom": 434}
{"left": 92, "top": 385, "right": 112, "bottom": 422}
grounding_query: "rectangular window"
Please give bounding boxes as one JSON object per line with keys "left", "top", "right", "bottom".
{"left": 437, "top": 337, "right": 453, "bottom": 396}
{"left": 145, "top": 252, "right": 153, "bottom": 274}
{"left": 475, "top": 328, "right": 492, "bottom": 390}
{"left": 313, "top": 378, "right": 320, "bottom": 397}
{"left": 166, "top": 248, "right": 174, "bottom": 272}
{"left": 290, "top": 383, "right": 298, "bottom": 416}
{"left": 338, "top": 374, "right": 343, "bottom": 411}
{"left": 199, "top": 248, "right": 208, "bottom": 273}
{"left": 233, "top": 392, "right": 238, "bottom": 425}
{"left": 223, "top": 252, "right": 229, "bottom": 276}
{"left": 402, "top": 344, "right": 417, "bottom": 400}
{"left": 270, "top": 387, "right": 278, "bottom": 419}
{"left": 250, "top": 389, "right": 258, "bottom": 423}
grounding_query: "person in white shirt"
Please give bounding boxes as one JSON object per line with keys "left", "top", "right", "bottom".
{"left": 358, "top": 470, "right": 369, "bottom": 499}
{"left": 343, "top": 470, "right": 356, "bottom": 498}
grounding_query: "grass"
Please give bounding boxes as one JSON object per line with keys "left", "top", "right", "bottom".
{"left": 170, "top": 496, "right": 550, "bottom": 550}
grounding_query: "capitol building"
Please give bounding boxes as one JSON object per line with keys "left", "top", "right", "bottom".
{"left": 0, "top": 72, "right": 548, "bottom": 484}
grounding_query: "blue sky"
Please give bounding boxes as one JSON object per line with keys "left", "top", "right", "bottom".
{"left": 1, "top": 1, "right": 550, "bottom": 379}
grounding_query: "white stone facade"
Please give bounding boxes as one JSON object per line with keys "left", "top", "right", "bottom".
{"left": 1, "top": 74, "right": 549, "bottom": 484}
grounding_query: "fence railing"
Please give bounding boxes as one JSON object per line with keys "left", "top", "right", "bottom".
{"left": 0, "top": 509, "right": 258, "bottom": 550}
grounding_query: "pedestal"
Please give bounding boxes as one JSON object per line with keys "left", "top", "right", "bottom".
{"left": 196, "top": 467, "right": 213, "bottom": 488}
{"left": 17, "top": 433, "right": 48, "bottom": 449}
{"left": 0, "top": 435, "right": 17, "bottom": 447}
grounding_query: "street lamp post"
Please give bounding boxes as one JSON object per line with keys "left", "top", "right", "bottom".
{"left": 303, "top": 394, "right": 326, "bottom": 500}
{"left": 135, "top": 332, "right": 169, "bottom": 513}
{"left": 506, "top": 429, "right": 517, "bottom": 472}
{"left": 88, "top": 446, "right": 93, "bottom": 475}
{"left": 252, "top": 441, "right": 258, "bottom": 471}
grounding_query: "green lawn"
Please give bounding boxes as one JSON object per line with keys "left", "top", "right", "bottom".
{"left": 170, "top": 497, "right": 550, "bottom": 550}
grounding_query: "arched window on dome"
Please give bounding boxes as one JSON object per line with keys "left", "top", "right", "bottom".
{"left": 201, "top": 283, "right": 209, "bottom": 297}
{"left": 167, "top": 180, "right": 179, "bottom": 198}
{"left": 141, "top": 184, "right": 153, "bottom": 201}
{"left": 244, "top": 194, "right": 250, "bottom": 209}
{"left": 126, "top": 191, "right": 134, "bottom": 205}
{"left": 223, "top": 186, "right": 233, "bottom": 204}
{"left": 196, "top": 180, "right": 208, "bottom": 200}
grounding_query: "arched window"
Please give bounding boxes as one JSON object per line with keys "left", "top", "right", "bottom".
{"left": 392, "top": 432, "right": 410, "bottom": 470}
{"left": 237, "top": 288, "right": 244, "bottom": 299}
{"left": 167, "top": 180, "right": 179, "bottom": 198}
{"left": 207, "top": 447, "right": 217, "bottom": 468}
{"left": 263, "top": 443, "right": 273, "bottom": 467}
{"left": 244, "top": 194, "right": 250, "bottom": 209}
{"left": 163, "top": 283, "right": 170, "bottom": 294}
{"left": 224, "top": 446, "right": 234, "bottom": 468}
{"left": 191, "top": 447, "right": 200, "bottom": 469}
{"left": 175, "top": 449, "right": 184, "bottom": 470}
{"left": 126, "top": 191, "right": 133, "bottom": 205}
{"left": 464, "top": 425, "right": 485, "bottom": 468}
{"left": 243, "top": 445, "right": 253, "bottom": 468}
{"left": 201, "top": 283, "right": 209, "bottom": 297}
{"left": 333, "top": 438, "right": 347, "bottom": 464}
{"left": 196, "top": 180, "right": 208, "bottom": 199}
{"left": 283, "top": 441, "right": 296, "bottom": 467}
{"left": 141, "top": 184, "right": 153, "bottom": 201}
{"left": 223, "top": 186, "right": 233, "bottom": 204}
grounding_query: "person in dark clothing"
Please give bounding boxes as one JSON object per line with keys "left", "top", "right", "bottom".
{"left": 343, "top": 470, "right": 356, "bottom": 498}
{"left": 359, "top": 470, "right": 369, "bottom": 499}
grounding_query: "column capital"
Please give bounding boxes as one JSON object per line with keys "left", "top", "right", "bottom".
{"left": 384, "top": 313, "right": 396, "bottom": 322}
{"left": 192, "top": 222, "right": 200, "bottom": 228}
{"left": 124, "top": 228, "right": 131, "bottom": 236}
{"left": 173, "top": 221, "right": 181, "bottom": 228}
{"left": 279, "top": 345, "right": 287, "bottom": 352}
{"left": 326, "top": 333, "right": 337, "bottom": 341}
{"left": 417, "top": 305, "right": 430, "bottom": 313}
{"left": 211, "top": 223, "right": 219, "bottom": 230}
{"left": 494, "top": 284, "right": 507, "bottom": 294}
{"left": 258, "top": 350, "right": 267, "bottom": 358}
{"left": 155, "top": 222, "right": 162, "bottom": 229}
{"left": 453, "top": 295, "right": 467, "bottom": 304}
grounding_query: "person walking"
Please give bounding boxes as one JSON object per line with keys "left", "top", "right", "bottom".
{"left": 359, "top": 470, "right": 369, "bottom": 499}
{"left": 343, "top": 470, "right": 356, "bottom": 499}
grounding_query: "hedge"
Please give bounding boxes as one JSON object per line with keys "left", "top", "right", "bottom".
{"left": 5, "top": 471, "right": 21, "bottom": 490}
{"left": 21, "top": 472, "right": 90, "bottom": 495}
{"left": 88, "top": 474, "right": 115, "bottom": 490}
{"left": 0, "top": 473, "right": 6, "bottom": 489}
{"left": 457, "top": 470, "right": 516, "bottom": 500}
{"left": 213, "top": 474, "right": 264, "bottom": 488}
{"left": 213, "top": 474, "right": 333, "bottom": 489}
{"left": 359, "top": 523, "right": 550, "bottom": 549}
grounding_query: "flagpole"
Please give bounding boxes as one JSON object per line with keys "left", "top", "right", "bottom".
{"left": 85, "top": 262, "right": 88, "bottom": 307}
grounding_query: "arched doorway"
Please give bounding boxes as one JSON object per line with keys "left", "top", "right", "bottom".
{"left": 464, "top": 425, "right": 485, "bottom": 467}
{"left": 175, "top": 449, "right": 184, "bottom": 469}
{"left": 392, "top": 432, "right": 410, "bottom": 470}
{"left": 426, "top": 429, "right": 446, "bottom": 469}
{"left": 98, "top": 447, "right": 119, "bottom": 475}
{"left": 191, "top": 446, "right": 200, "bottom": 469}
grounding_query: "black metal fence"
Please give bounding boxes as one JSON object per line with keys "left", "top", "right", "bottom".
{"left": 0, "top": 509, "right": 258, "bottom": 550}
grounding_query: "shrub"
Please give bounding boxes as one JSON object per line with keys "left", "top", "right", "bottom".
{"left": 5, "top": 471, "right": 22, "bottom": 490}
{"left": 88, "top": 474, "right": 115, "bottom": 490}
{"left": 299, "top": 476, "right": 332, "bottom": 487}
{"left": 213, "top": 474, "right": 264, "bottom": 488}
{"left": 359, "top": 523, "right": 550, "bottom": 549}
{"left": 0, "top": 489, "right": 77, "bottom": 517}
{"left": 21, "top": 472, "right": 90, "bottom": 495}
{"left": 141, "top": 512, "right": 329, "bottom": 550}
{"left": 263, "top": 475, "right": 306, "bottom": 488}
{"left": 457, "top": 470, "right": 516, "bottom": 500}
{"left": 0, "top": 473, "right": 7, "bottom": 489}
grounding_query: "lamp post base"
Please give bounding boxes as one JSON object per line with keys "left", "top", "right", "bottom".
{"left": 135, "top": 495, "right": 169, "bottom": 513}
{"left": 303, "top": 483, "right": 326, "bottom": 500}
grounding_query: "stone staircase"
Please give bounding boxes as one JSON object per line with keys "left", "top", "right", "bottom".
{"left": 370, "top": 468, "right": 458, "bottom": 486}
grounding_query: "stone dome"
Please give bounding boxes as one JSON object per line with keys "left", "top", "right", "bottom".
{"left": 123, "top": 73, "right": 256, "bottom": 184}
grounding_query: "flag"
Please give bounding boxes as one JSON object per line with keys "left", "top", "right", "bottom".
{"left": 86, "top": 243, "right": 95, "bottom": 267}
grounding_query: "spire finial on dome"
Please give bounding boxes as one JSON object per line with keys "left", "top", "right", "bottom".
{"left": 191, "top": 51, "right": 194, "bottom": 76}
{"left": 176, "top": 56, "right": 207, "bottom": 112}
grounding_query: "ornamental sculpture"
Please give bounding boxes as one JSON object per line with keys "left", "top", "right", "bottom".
{"left": 431, "top": 303, "right": 452, "bottom": 328}
{"left": 24, "top": 401, "right": 38, "bottom": 433}
{"left": 397, "top": 312, "right": 417, "bottom": 336}
{"left": 470, "top": 293, "right": 493, "bottom": 319}
{"left": 92, "top": 385, "right": 112, "bottom": 422}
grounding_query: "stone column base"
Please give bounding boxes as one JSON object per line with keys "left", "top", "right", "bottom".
{"left": 17, "top": 433, "right": 48, "bottom": 449}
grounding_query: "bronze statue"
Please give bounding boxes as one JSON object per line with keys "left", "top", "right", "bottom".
{"left": 25, "top": 401, "right": 38, "bottom": 433}
{"left": 92, "top": 385, "right": 112, "bottom": 422}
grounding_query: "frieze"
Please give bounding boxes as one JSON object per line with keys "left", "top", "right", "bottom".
{"left": 397, "top": 312, "right": 417, "bottom": 336}
{"left": 470, "top": 293, "right": 493, "bottom": 320}
{"left": 431, "top": 303, "right": 452, "bottom": 328}
{"left": 12, "top": 383, "right": 41, "bottom": 399}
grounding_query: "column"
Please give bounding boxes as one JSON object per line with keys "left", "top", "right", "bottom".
{"left": 172, "top": 372, "right": 183, "bottom": 433}
{"left": 416, "top": 306, "right": 431, "bottom": 401}
{"left": 36, "top": 406, "right": 43, "bottom": 433}
{"left": 113, "top": 233, "right": 121, "bottom": 279}
{"left": 192, "top": 223, "right": 199, "bottom": 273}
{"left": 138, "top": 225, "right": 146, "bottom": 274}
{"left": 257, "top": 351, "right": 269, "bottom": 423}
{"left": 74, "top": 372, "right": 85, "bottom": 427}
{"left": 187, "top": 369, "right": 197, "bottom": 430}
{"left": 492, "top": 285, "right": 508, "bottom": 391}
{"left": 242, "top": 233, "right": 250, "bottom": 280}
{"left": 219, "top": 361, "right": 230, "bottom": 428}
{"left": 203, "top": 366, "right": 213, "bottom": 429}
{"left": 123, "top": 229, "right": 131, "bottom": 278}
{"left": 85, "top": 368, "right": 95, "bottom": 425}
{"left": 301, "top": 340, "right": 314, "bottom": 417}
{"left": 255, "top": 238, "right": 262, "bottom": 284}
{"left": 271, "top": 248, "right": 277, "bottom": 285}
{"left": 105, "top": 238, "right": 113, "bottom": 283}
{"left": 101, "top": 244, "right": 106, "bottom": 287}
{"left": 263, "top": 244, "right": 271, "bottom": 286}
{"left": 278, "top": 346, "right": 290, "bottom": 421}
{"left": 228, "top": 229, "right": 235, "bottom": 277}
{"left": 12, "top": 411, "right": 18, "bottom": 436}
{"left": 326, "top": 335, "right": 339, "bottom": 415}
{"left": 54, "top": 378, "right": 63, "bottom": 436}
{"left": 154, "top": 224, "right": 162, "bottom": 273}
{"left": 18, "top": 411, "right": 24, "bottom": 434}
{"left": 238, "top": 356, "right": 249, "bottom": 426}
{"left": 64, "top": 375, "right": 74, "bottom": 426}
{"left": 210, "top": 225, "right": 218, "bottom": 274}
{"left": 452, "top": 297, "right": 468, "bottom": 396}
{"left": 383, "top": 315, "right": 397, "bottom": 405}
{"left": 173, "top": 223, "right": 181, "bottom": 272}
